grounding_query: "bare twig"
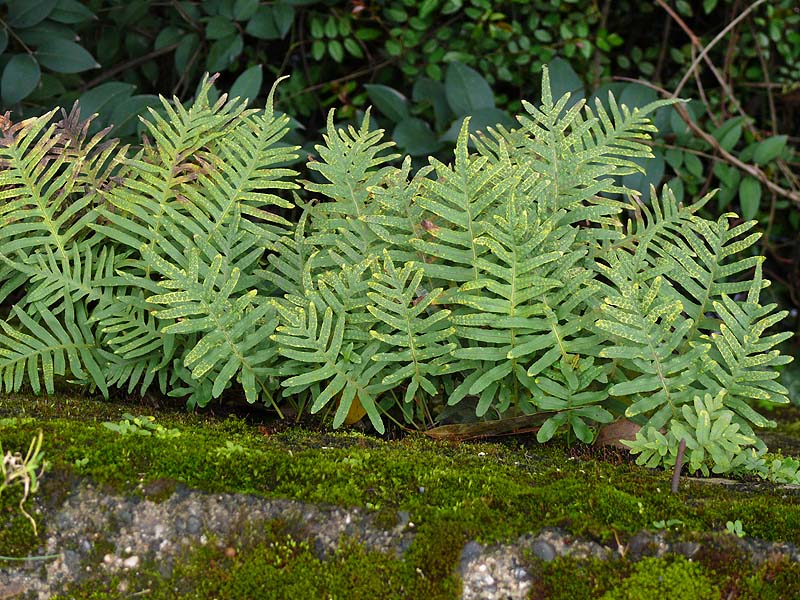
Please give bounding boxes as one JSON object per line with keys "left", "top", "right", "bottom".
{"left": 616, "top": 77, "right": 800, "bottom": 206}
{"left": 655, "top": 0, "right": 748, "bottom": 122}
{"left": 672, "top": 104, "right": 800, "bottom": 205}
{"left": 284, "top": 58, "right": 396, "bottom": 101}
{"left": 672, "top": 0, "right": 768, "bottom": 97}
{"left": 654, "top": 14, "right": 671, "bottom": 83}
{"left": 690, "top": 46, "right": 720, "bottom": 129}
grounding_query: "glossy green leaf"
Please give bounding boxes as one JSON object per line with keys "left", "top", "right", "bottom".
{"left": 364, "top": 84, "right": 409, "bottom": 123}
{"left": 547, "top": 57, "right": 583, "bottom": 102}
{"left": 445, "top": 61, "right": 495, "bottom": 116}
{"left": 8, "top": 0, "right": 59, "bottom": 28}
{"left": 206, "top": 16, "right": 237, "bottom": 40}
{"left": 1, "top": 55, "right": 41, "bottom": 105}
{"left": 622, "top": 151, "right": 665, "bottom": 198}
{"left": 393, "top": 118, "right": 442, "bottom": 156}
{"left": 0, "top": 29, "right": 7, "bottom": 55}
{"left": 233, "top": 0, "right": 260, "bottom": 21}
{"left": 108, "top": 94, "right": 160, "bottom": 137}
{"left": 711, "top": 117, "right": 744, "bottom": 152}
{"left": 738, "top": 176, "right": 761, "bottom": 220}
{"left": 272, "top": 3, "right": 295, "bottom": 37}
{"left": 230, "top": 64, "right": 263, "bottom": 105}
{"left": 246, "top": 7, "right": 279, "bottom": 39}
{"left": 344, "top": 37, "right": 363, "bottom": 58}
{"left": 78, "top": 82, "right": 136, "bottom": 118}
{"left": 35, "top": 39, "right": 99, "bottom": 73}
{"left": 49, "top": 0, "right": 96, "bottom": 24}
{"left": 413, "top": 77, "right": 453, "bottom": 129}
{"left": 16, "top": 21, "right": 76, "bottom": 47}
{"left": 684, "top": 153, "right": 703, "bottom": 178}
{"left": 619, "top": 82, "right": 657, "bottom": 110}
{"left": 440, "top": 107, "right": 515, "bottom": 143}
{"left": 324, "top": 17, "right": 337, "bottom": 38}
{"left": 753, "top": 135, "right": 788, "bottom": 165}
{"left": 174, "top": 33, "right": 200, "bottom": 72}
{"left": 246, "top": 4, "right": 293, "bottom": 40}
{"left": 206, "top": 34, "right": 244, "bottom": 72}
{"left": 155, "top": 27, "right": 185, "bottom": 50}
{"left": 328, "top": 39, "right": 344, "bottom": 63}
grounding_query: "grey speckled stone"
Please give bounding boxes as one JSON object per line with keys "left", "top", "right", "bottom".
{"left": 4, "top": 482, "right": 800, "bottom": 600}
{"left": 460, "top": 541, "right": 483, "bottom": 570}
{"left": 531, "top": 539, "right": 556, "bottom": 562}
{"left": 186, "top": 515, "right": 202, "bottom": 535}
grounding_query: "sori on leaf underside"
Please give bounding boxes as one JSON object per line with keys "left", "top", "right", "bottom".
{"left": 0, "top": 68, "right": 792, "bottom": 478}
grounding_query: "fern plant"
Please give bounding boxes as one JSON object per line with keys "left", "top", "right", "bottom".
{"left": 0, "top": 67, "right": 792, "bottom": 477}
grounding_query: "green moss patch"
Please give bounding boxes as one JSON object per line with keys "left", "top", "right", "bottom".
{"left": 2, "top": 394, "right": 800, "bottom": 556}
{"left": 0, "top": 490, "right": 41, "bottom": 559}
{"left": 53, "top": 520, "right": 460, "bottom": 600}
{"left": 527, "top": 552, "right": 800, "bottom": 600}
{"left": 3, "top": 394, "right": 800, "bottom": 597}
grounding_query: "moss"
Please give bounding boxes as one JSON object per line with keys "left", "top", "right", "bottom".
{"left": 736, "top": 556, "right": 800, "bottom": 599}
{"left": 599, "top": 556, "right": 718, "bottom": 599}
{"left": 1, "top": 397, "right": 800, "bottom": 549}
{"left": 403, "top": 520, "right": 467, "bottom": 594}
{"left": 0, "top": 492, "right": 41, "bottom": 559}
{"left": 3, "top": 394, "right": 800, "bottom": 596}
{"left": 53, "top": 519, "right": 461, "bottom": 599}
{"left": 526, "top": 544, "right": 800, "bottom": 600}
{"left": 140, "top": 476, "right": 179, "bottom": 503}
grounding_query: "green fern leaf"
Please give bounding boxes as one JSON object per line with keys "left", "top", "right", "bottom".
{"left": 0, "top": 300, "right": 106, "bottom": 396}
{"left": 410, "top": 119, "right": 513, "bottom": 283}
{"left": 367, "top": 252, "right": 456, "bottom": 404}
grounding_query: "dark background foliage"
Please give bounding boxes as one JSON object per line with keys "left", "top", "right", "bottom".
{"left": 0, "top": 0, "right": 798, "bottom": 358}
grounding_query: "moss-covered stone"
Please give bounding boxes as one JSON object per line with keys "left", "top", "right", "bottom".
{"left": 3, "top": 395, "right": 800, "bottom": 549}
{"left": 599, "top": 556, "right": 717, "bottom": 599}
{"left": 526, "top": 551, "right": 800, "bottom": 600}
{"left": 2, "top": 392, "right": 800, "bottom": 597}
{"left": 0, "top": 492, "right": 41, "bottom": 558}
{"left": 52, "top": 520, "right": 460, "bottom": 599}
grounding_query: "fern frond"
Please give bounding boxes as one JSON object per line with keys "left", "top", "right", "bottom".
{"left": 476, "top": 65, "right": 677, "bottom": 217}
{"left": 621, "top": 186, "right": 763, "bottom": 343}
{"left": 411, "top": 120, "right": 514, "bottom": 283}
{"left": 0, "top": 300, "right": 106, "bottom": 396}
{"left": 361, "top": 156, "right": 434, "bottom": 265}
{"left": 260, "top": 205, "right": 315, "bottom": 298}
{"left": 533, "top": 357, "right": 613, "bottom": 443}
{"left": 305, "top": 111, "right": 398, "bottom": 274}
{"left": 367, "top": 253, "right": 456, "bottom": 404}
{"left": 316, "top": 258, "right": 377, "bottom": 342}
{"left": 0, "top": 110, "right": 96, "bottom": 265}
{"left": 597, "top": 260, "right": 709, "bottom": 429}
{"left": 92, "top": 75, "right": 248, "bottom": 261}
{"left": 699, "top": 265, "right": 792, "bottom": 427}
{"left": 625, "top": 391, "right": 758, "bottom": 475}
{"left": 15, "top": 242, "right": 116, "bottom": 312}
{"left": 447, "top": 203, "right": 597, "bottom": 416}
{"left": 306, "top": 108, "right": 398, "bottom": 219}
{"left": 180, "top": 81, "right": 300, "bottom": 247}
{"left": 271, "top": 299, "right": 389, "bottom": 432}
{"left": 92, "top": 289, "right": 174, "bottom": 363}
{"left": 145, "top": 246, "right": 278, "bottom": 403}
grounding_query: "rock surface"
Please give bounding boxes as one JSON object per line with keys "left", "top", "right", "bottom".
{"left": 2, "top": 482, "right": 799, "bottom": 600}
